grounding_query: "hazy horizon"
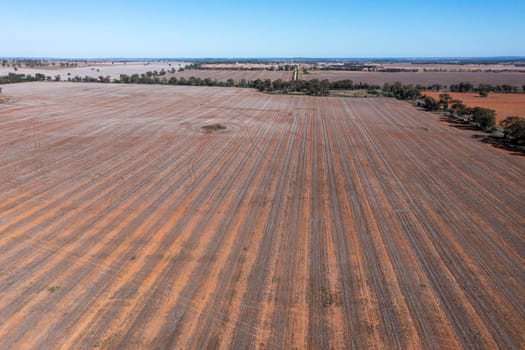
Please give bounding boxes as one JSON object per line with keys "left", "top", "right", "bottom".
{"left": 3, "top": 56, "right": 525, "bottom": 61}
{"left": 2, "top": 0, "right": 524, "bottom": 58}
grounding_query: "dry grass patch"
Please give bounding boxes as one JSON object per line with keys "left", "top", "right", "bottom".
{"left": 201, "top": 123, "right": 227, "bottom": 133}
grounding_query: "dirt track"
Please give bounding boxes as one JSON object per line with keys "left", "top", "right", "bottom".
{"left": 0, "top": 82, "right": 524, "bottom": 349}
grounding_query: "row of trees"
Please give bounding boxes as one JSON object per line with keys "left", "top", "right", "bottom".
{"left": 0, "top": 59, "right": 82, "bottom": 68}
{"left": 114, "top": 74, "right": 384, "bottom": 96}
{"left": 421, "top": 94, "right": 497, "bottom": 130}
{"left": 187, "top": 63, "right": 296, "bottom": 71}
{"left": 0, "top": 72, "right": 52, "bottom": 83}
{"left": 381, "top": 82, "right": 423, "bottom": 100}
{"left": 1, "top": 59, "right": 50, "bottom": 68}
{"left": 421, "top": 93, "right": 525, "bottom": 144}
{"left": 449, "top": 82, "right": 525, "bottom": 93}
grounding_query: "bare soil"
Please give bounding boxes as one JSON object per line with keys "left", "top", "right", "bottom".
{"left": 0, "top": 82, "right": 524, "bottom": 349}
{"left": 167, "top": 69, "right": 293, "bottom": 82}
{"left": 0, "top": 62, "right": 188, "bottom": 80}
{"left": 302, "top": 70, "right": 525, "bottom": 86}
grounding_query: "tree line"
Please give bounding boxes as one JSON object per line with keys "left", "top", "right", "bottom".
{"left": 0, "top": 72, "right": 54, "bottom": 83}
{"left": 420, "top": 93, "right": 497, "bottom": 130}
{"left": 187, "top": 63, "right": 296, "bottom": 71}
{"left": 420, "top": 93, "right": 525, "bottom": 144}
{"left": 449, "top": 82, "right": 525, "bottom": 93}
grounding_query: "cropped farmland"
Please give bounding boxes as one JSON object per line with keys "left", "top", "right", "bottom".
{"left": 0, "top": 62, "right": 188, "bottom": 80}
{"left": 302, "top": 70, "right": 525, "bottom": 86}
{"left": 0, "top": 82, "right": 524, "bottom": 349}
{"left": 168, "top": 69, "right": 293, "bottom": 82}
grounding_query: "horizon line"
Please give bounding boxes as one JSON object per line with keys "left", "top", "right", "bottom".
{"left": 2, "top": 56, "right": 525, "bottom": 61}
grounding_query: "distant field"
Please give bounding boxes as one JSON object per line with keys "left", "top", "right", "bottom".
{"left": 200, "top": 63, "right": 281, "bottom": 70}
{"left": 5, "top": 63, "right": 525, "bottom": 88}
{"left": 363, "top": 62, "right": 525, "bottom": 72}
{"left": 0, "top": 83, "right": 524, "bottom": 349}
{"left": 424, "top": 91, "right": 525, "bottom": 121}
{"left": 313, "top": 62, "right": 525, "bottom": 72}
{"left": 168, "top": 69, "right": 293, "bottom": 82}
{"left": 0, "top": 62, "right": 188, "bottom": 80}
{"left": 0, "top": 64, "right": 291, "bottom": 83}
{"left": 301, "top": 70, "right": 525, "bottom": 86}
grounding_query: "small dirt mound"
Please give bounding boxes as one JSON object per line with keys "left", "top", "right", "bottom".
{"left": 201, "top": 123, "right": 227, "bottom": 133}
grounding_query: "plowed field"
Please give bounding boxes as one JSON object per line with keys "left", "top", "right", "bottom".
{"left": 0, "top": 82, "right": 524, "bottom": 349}
{"left": 302, "top": 70, "right": 525, "bottom": 87}
{"left": 168, "top": 69, "right": 293, "bottom": 82}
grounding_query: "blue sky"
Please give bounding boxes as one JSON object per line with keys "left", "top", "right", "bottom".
{"left": 2, "top": 0, "right": 524, "bottom": 58}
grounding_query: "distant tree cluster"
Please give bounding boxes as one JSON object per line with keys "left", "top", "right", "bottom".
{"left": 381, "top": 82, "right": 423, "bottom": 100}
{"left": 378, "top": 68, "right": 418, "bottom": 72}
{"left": 1, "top": 59, "right": 50, "bottom": 68}
{"left": 450, "top": 82, "right": 521, "bottom": 93}
{"left": 0, "top": 73, "right": 52, "bottom": 84}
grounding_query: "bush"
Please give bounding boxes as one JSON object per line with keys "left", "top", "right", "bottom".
{"left": 479, "top": 90, "right": 489, "bottom": 98}
{"left": 423, "top": 96, "right": 439, "bottom": 111}
{"left": 501, "top": 116, "right": 525, "bottom": 144}
{"left": 471, "top": 107, "right": 496, "bottom": 131}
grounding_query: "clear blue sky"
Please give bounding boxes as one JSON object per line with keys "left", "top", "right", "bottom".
{"left": 2, "top": 0, "right": 524, "bottom": 58}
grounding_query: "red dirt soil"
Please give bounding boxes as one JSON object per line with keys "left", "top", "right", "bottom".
{"left": 424, "top": 91, "right": 525, "bottom": 122}
{"left": 0, "top": 82, "right": 524, "bottom": 349}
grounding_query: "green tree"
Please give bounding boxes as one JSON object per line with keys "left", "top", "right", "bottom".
{"left": 238, "top": 78, "right": 248, "bottom": 88}
{"left": 479, "top": 90, "right": 489, "bottom": 98}
{"left": 272, "top": 79, "right": 283, "bottom": 91}
{"left": 471, "top": 107, "right": 496, "bottom": 130}
{"left": 320, "top": 79, "right": 330, "bottom": 96}
{"left": 501, "top": 116, "right": 525, "bottom": 144}
{"left": 429, "top": 84, "right": 442, "bottom": 91}
{"left": 450, "top": 100, "right": 467, "bottom": 116}
{"left": 423, "top": 96, "right": 439, "bottom": 111}
{"left": 501, "top": 85, "right": 516, "bottom": 93}
{"left": 263, "top": 79, "right": 273, "bottom": 91}
{"left": 130, "top": 74, "right": 139, "bottom": 83}
{"left": 439, "top": 93, "right": 452, "bottom": 110}
{"left": 120, "top": 74, "right": 130, "bottom": 83}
